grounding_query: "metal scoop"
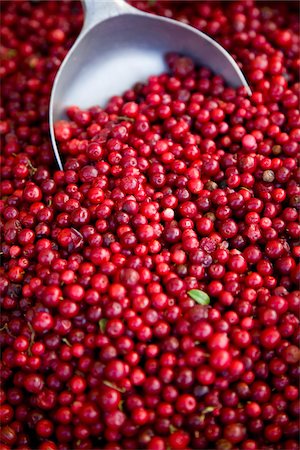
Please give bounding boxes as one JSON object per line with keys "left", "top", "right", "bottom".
{"left": 49, "top": 0, "right": 251, "bottom": 170}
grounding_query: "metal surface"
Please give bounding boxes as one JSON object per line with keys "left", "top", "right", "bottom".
{"left": 50, "top": 0, "right": 251, "bottom": 170}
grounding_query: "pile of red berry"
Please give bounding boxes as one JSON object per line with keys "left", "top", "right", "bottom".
{"left": 1, "top": 1, "right": 299, "bottom": 449}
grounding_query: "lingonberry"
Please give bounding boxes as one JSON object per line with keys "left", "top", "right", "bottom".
{"left": 1, "top": 1, "right": 299, "bottom": 449}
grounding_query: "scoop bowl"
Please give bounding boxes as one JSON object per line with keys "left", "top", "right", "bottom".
{"left": 49, "top": 0, "right": 251, "bottom": 170}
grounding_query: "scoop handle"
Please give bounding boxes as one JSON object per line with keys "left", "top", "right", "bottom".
{"left": 82, "top": 0, "right": 133, "bottom": 32}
